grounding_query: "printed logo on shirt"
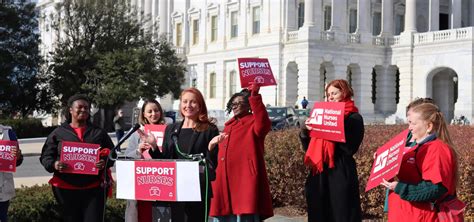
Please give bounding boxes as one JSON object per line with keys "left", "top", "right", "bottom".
{"left": 406, "top": 157, "right": 416, "bottom": 164}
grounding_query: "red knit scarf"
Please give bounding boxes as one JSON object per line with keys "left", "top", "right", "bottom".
{"left": 304, "top": 100, "right": 359, "bottom": 175}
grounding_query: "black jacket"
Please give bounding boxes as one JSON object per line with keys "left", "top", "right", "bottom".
{"left": 40, "top": 122, "right": 115, "bottom": 187}
{"left": 149, "top": 121, "right": 219, "bottom": 179}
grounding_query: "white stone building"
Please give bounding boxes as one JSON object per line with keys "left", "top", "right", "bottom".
{"left": 37, "top": 0, "right": 474, "bottom": 124}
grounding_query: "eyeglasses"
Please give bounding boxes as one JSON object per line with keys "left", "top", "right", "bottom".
{"left": 231, "top": 101, "right": 246, "bottom": 108}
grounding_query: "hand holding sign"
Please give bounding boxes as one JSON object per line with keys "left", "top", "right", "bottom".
{"left": 54, "top": 160, "right": 67, "bottom": 172}
{"left": 95, "top": 159, "right": 105, "bottom": 170}
{"left": 248, "top": 82, "right": 260, "bottom": 96}
{"left": 381, "top": 178, "right": 398, "bottom": 190}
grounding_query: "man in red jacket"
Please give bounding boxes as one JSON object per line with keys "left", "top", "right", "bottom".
{"left": 208, "top": 82, "right": 274, "bottom": 221}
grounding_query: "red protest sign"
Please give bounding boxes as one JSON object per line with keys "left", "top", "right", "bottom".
{"left": 60, "top": 141, "right": 101, "bottom": 175}
{"left": 365, "top": 129, "right": 409, "bottom": 192}
{"left": 135, "top": 161, "right": 177, "bottom": 201}
{"left": 144, "top": 124, "right": 166, "bottom": 152}
{"left": 307, "top": 102, "right": 346, "bottom": 142}
{"left": 237, "top": 58, "right": 277, "bottom": 88}
{"left": 0, "top": 140, "right": 18, "bottom": 173}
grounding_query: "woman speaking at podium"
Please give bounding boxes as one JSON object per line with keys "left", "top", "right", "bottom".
{"left": 149, "top": 88, "right": 219, "bottom": 222}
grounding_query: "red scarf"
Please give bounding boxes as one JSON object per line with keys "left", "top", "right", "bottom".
{"left": 304, "top": 100, "right": 359, "bottom": 174}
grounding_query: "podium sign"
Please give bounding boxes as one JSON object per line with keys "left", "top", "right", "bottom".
{"left": 60, "top": 141, "right": 100, "bottom": 175}
{"left": 307, "top": 102, "right": 346, "bottom": 142}
{"left": 365, "top": 129, "right": 409, "bottom": 192}
{"left": 116, "top": 160, "right": 201, "bottom": 201}
{"left": 0, "top": 140, "right": 18, "bottom": 173}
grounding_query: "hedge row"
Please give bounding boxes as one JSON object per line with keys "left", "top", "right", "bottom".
{"left": 9, "top": 185, "right": 126, "bottom": 222}
{"left": 264, "top": 125, "right": 474, "bottom": 219}
{"left": 0, "top": 119, "right": 56, "bottom": 138}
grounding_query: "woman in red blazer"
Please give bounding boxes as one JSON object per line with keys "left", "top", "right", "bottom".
{"left": 209, "top": 82, "right": 273, "bottom": 221}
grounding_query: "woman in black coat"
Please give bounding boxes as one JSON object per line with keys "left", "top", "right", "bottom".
{"left": 40, "top": 94, "right": 114, "bottom": 222}
{"left": 149, "top": 87, "right": 219, "bottom": 222}
{"left": 300, "top": 79, "right": 364, "bottom": 222}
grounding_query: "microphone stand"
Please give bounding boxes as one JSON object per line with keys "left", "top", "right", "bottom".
{"left": 102, "top": 123, "right": 140, "bottom": 222}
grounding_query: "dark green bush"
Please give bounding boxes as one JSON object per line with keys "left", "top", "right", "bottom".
{"left": 9, "top": 184, "right": 126, "bottom": 221}
{"left": 264, "top": 125, "right": 474, "bottom": 219}
{"left": 0, "top": 119, "right": 56, "bottom": 138}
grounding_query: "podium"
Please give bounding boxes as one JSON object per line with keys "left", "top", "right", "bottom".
{"left": 116, "top": 159, "right": 202, "bottom": 202}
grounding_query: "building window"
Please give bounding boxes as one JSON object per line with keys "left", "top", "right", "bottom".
{"left": 252, "top": 6, "right": 260, "bottom": 34}
{"left": 230, "top": 11, "right": 238, "bottom": 38}
{"left": 229, "top": 70, "right": 236, "bottom": 96}
{"left": 298, "top": 2, "right": 305, "bottom": 28}
{"left": 209, "top": 72, "right": 216, "bottom": 98}
{"left": 324, "top": 6, "right": 332, "bottom": 30}
{"left": 192, "top": 19, "right": 199, "bottom": 45}
{"left": 211, "top": 15, "right": 218, "bottom": 42}
{"left": 176, "top": 23, "right": 182, "bottom": 46}
{"left": 373, "top": 12, "right": 381, "bottom": 35}
{"left": 395, "top": 14, "right": 404, "bottom": 35}
{"left": 349, "top": 9, "right": 357, "bottom": 33}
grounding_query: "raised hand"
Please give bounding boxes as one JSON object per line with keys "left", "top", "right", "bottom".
{"left": 208, "top": 133, "right": 228, "bottom": 151}
{"left": 248, "top": 82, "right": 260, "bottom": 96}
{"left": 137, "top": 129, "right": 157, "bottom": 150}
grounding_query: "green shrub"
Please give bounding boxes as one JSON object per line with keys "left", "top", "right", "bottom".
{"left": 264, "top": 125, "right": 474, "bottom": 219}
{"left": 0, "top": 119, "right": 56, "bottom": 138}
{"left": 9, "top": 184, "right": 126, "bottom": 221}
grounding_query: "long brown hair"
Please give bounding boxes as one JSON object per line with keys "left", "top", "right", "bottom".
{"left": 411, "top": 103, "right": 458, "bottom": 184}
{"left": 325, "top": 79, "right": 354, "bottom": 101}
{"left": 138, "top": 99, "right": 165, "bottom": 125}
{"left": 180, "top": 88, "right": 216, "bottom": 132}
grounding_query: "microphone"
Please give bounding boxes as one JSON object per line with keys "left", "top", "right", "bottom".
{"left": 109, "top": 123, "right": 140, "bottom": 160}
{"left": 171, "top": 130, "right": 179, "bottom": 145}
{"left": 170, "top": 129, "right": 194, "bottom": 159}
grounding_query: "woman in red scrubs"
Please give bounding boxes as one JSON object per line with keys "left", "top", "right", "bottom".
{"left": 382, "top": 103, "right": 459, "bottom": 222}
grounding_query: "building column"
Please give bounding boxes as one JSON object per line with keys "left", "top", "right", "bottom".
{"left": 450, "top": 0, "right": 461, "bottom": 28}
{"left": 130, "top": 0, "right": 137, "bottom": 10}
{"left": 404, "top": 0, "right": 417, "bottom": 33}
{"left": 356, "top": 0, "right": 371, "bottom": 43}
{"left": 298, "top": 56, "right": 320, "bottom": 103}
{"left": 330, "top": 0, "right": 347, "bottom": 42}
{"left": 380, "top": 0, "right": 393, "bottom": 36}
{"left": 353, "top": 64, "right": 375, "bottom": 117}
{"left": 300, "top": 0, "right": 321, "bottom": 40}
{"left": 144, "top": 0, "right": 152, "bottom": 30}
{"left": 303, "top": 0, "right": 314, "bottom": 27}
{"left": 330, "top": 0, "right": 347, "bottom": 32}
{"left": 159, "top": 0, "right": 168, "bottom": 36}
{"left": 429, "top": 0, "right": 439, "bottom": 31}
{"left": 151, "top": 0, "right": 159, "bottom": 37}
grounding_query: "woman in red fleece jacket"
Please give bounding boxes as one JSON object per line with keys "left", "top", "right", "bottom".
{"left": 209, "top": 82, "right": 273, "bottom": 221}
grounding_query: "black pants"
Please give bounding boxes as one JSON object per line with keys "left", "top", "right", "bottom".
{"left": 0, "top": 200, "right": 9, "bottom": 222}
{"left": 52, "top": 186, "right": 106, "bottom": 222}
